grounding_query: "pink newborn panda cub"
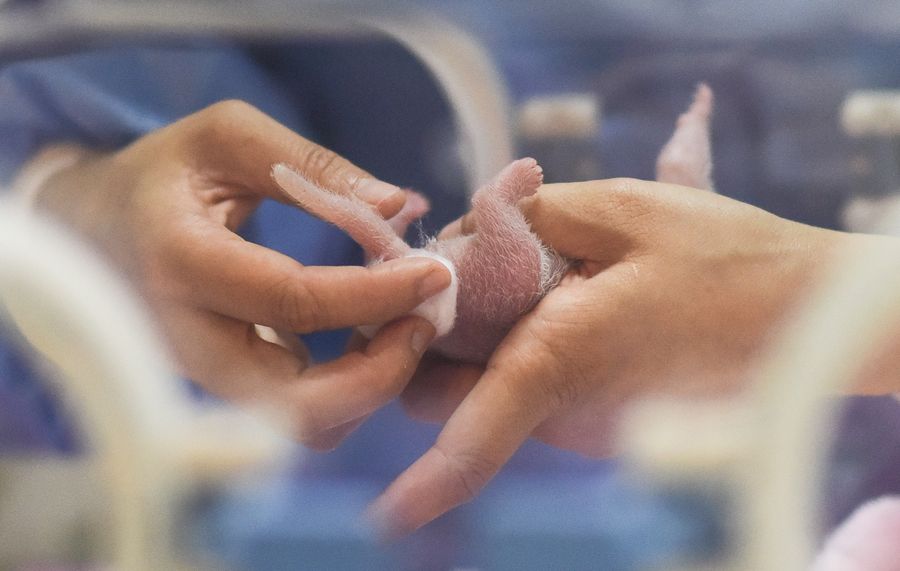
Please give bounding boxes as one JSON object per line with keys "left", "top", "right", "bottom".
{"left": 271, "top": 83, "right": 717, "bottom": 364}
{"left": 656, "top": 82, "right": 715, "bottom": 191}
{"left": 813, "top": 497, "right": 900, "bottom": 571}
{"left": 273, "top": 157, "right": 565, "bottom": 363}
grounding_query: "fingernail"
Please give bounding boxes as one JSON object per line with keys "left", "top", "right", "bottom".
{"left": 374, "top": 258, "right": 451, "bottom": 297}
{"left": 356, "top": 178, "right": 402, "bottom": 205}
{"left": 418, "top": 264, "right": 451, "bottom": 299}
{"left": 411, "top": 321, "right": 435, "bottom": 354}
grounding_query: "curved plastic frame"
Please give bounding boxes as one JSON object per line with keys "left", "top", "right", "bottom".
{"left": 0, "top": 203, "right": 286, "bottom": 570}
{"left": 0, "top": 2, "right": 515, "bottom": 195}
{"left": 624, "top": 236, "right": 900, "bottom": 571}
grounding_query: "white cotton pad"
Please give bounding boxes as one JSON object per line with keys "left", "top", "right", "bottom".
{"left": 405, "top": 249, "right": 458, "bottom": 337}
{"left": 359, "top": 250, "right": 459, "bottom": 340}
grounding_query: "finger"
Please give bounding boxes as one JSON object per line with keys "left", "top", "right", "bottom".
{"left": 401, "top": 356, "right": 483, "bottom": 423}
{"left": 160, "top": 305, "right": 312, "bottom": 403}
{"left": 437, "top": 219, "right": 462, "bottom": 239}
{"left": 254, "top": 324, "right": 310, "bottom": 365}
{"left": 169, "top": 226, "right": 451, "bottom": 332}
{"left": 436, "top": 212, "right": 477, "bottom": 240}
{"left": 521, "top": 178, "right": 660, "bottom": 262}
{"left": 287, "top": 317, "right": 435, "bottom": 447}
{"left": 166, "top": 307, "right": 434, "bottom": 450}
{"left": 460, "top": 211, "right": 477, "bottom": 235}
{"left": 185, "top": 100, "right": 405, "bottom": 218}
{"left": 369, "top": 336, "right": 561, "bottom": 538}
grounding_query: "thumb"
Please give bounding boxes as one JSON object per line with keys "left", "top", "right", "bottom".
{"left": 522, "top": 178, "right": 655, "bottom": 263}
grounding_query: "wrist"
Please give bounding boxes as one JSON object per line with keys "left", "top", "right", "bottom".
{"left": 24, "top": 146, "right": 120, "bottom": 248}
{"left": 11, "top": 144, "right": 92, "bottom": 210}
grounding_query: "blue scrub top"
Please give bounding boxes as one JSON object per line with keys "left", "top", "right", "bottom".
{"left": 0, "top": 40, "right": 593, "bottom": 478}
{"left": 0, "top": 48, "right": 617, "bottom": 571}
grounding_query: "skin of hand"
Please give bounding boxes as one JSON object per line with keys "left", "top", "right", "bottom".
{"left": 371, "top": 177, "right": 900, "bottom": 537}
{"left": 29, "top": 100, "right": 452, "bottom": 451}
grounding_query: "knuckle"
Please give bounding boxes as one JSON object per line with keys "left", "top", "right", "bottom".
{"left": 541, "top": 368, "right": 581, "bottom": 411}
{"left": 193, "top": 100, "right": 259, "bottom": 142}
{"left": 140, "top": 236, "right": 194, "bottom": 301}
{"left": 205, "top": 99, "right": 258, "bottom": 123}
{"left": 603, "top": 178, "right": 653, "bottom": 216}
{"left": 298, "top": 145, "right": 343, "bottom": 185}
{"left": 373, "top": 365, "right": 410, "bottom": 400}
{"left": 435, "top": 444, "right": 495, "bottom": 504}
{"left": 504, "top": 329, "right": 578, "bottom": 411}
{"left": 359, "top": 352, "right": 410, "bottom": 402}
{"left": 581, "top": 178, "right": 659, "bottom": 244}
{"left": 602, "top": 177, "right": 645, "bottom": 194}
{"left": 535, "top": 341, "right": 581, "bottom": 410}
{"left": 275, "top": 277, "right": 322, "bottom": 333}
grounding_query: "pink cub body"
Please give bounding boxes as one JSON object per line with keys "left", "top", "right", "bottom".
{"left": 272, "top": 83, "right": 715, "bottom": 364}
{"left": 425, "top": 159, "right": 567, "bottom": 362}
{"left": 274, "top": 158, "right": 566, "bottom": 363}
{"left": 814, "top": 496, "right": 900, "bottom": 571}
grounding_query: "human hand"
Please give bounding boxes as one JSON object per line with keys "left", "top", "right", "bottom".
{"left": 29, "top": 100, "right": 451, "bottom": 450}
{"left": 372, "top": 177, "right": 846, "bottom": 535}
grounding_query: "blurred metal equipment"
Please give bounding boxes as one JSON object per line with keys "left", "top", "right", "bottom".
{"left": 517, "top": 93, "right": 602, "bottom": 183}
{"left": 840, "top": 90, "right": 900, "bottom": 232}
{"left": 843, "top": 91, "right": 900, "bottom": 137}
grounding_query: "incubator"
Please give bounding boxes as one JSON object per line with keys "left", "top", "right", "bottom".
{"left": 2, "top": 1, "right": 900, "bottom": 569}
